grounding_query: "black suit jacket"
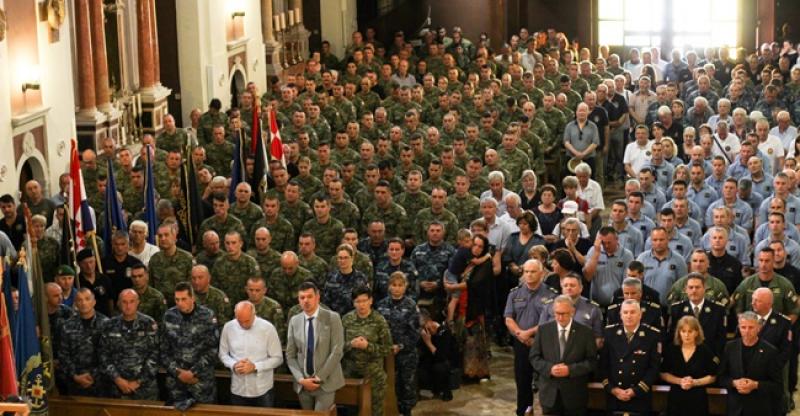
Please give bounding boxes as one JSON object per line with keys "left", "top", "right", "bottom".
{"left": 758, "top": 312, "right": 792, "bottom": 366}
{"left": 718, "top": 338, "right": 782, "bottom": 416}
{"left": 668, "top": 300, "right": 727, "bottom": 355}
{"left": 529, "top": 320, "right": 597, "bottom": 410}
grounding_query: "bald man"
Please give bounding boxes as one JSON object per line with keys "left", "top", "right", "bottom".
{"left": 751, "top": 287, "right": 792, "bottom": 367}
{"left": 22, "top": 179, "right": 56, "bottom": 226}
{"left": 268, "top": 251, "right": 314, "bottom": 309}
{"left": 219, "top": 301, "right": 283, "bottom": 407}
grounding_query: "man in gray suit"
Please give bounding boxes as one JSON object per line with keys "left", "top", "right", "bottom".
{"left": 286, "top": 281, "right": 345, "bottom": 411}
{"left": 530, "top": 295, "right": 598, "bottom": 415}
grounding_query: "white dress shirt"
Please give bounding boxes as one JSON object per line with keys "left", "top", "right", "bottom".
{"left": 219, "top": 317, "right": 283, "bottom": 397}
{"left": 129, "top": 243, "right": 160, "bottom": 266}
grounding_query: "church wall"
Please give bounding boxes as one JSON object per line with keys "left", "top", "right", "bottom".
{"left": 320, "top": 0, "right": 358, "bottom": 58}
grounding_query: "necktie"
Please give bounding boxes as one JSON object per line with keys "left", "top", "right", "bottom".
{"left": 758, "top": 317, "right": 766, "bottom": 327}
{"left": 626, "top": 331, "right": 634, "bottom": 343}
{"left": 306, "top": 317, "right": 315, "bottom": 375}
{"left": 559, "top": 328, "right": 567, "bottom": 359}
{"left": 693, "top": 305, "right": 700, "bottom": 317}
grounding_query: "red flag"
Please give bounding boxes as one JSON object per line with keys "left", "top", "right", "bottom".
{"left": 0, "top": 263, "right": 18, "bottom": 397}
{"left": 69, "top": 140, "right": 94, "bottom": 251}
{"left": 268, "top": 110, "right": 285, "bottom": 166}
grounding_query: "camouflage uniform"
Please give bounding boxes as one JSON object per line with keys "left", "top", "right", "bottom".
{"left": 294, "top": 175, "right": 325, "bottom": 203}
{"left": 100, "top": 312, "right": 160, "bottom": 400}
{"left": 122, "top": 185, "right": 145, "bottom": 217}
{"left": 267, "top": 265, "right": 314, "bottom": 310}
{"left": 59, "top": 312, "right": 109, "bottom": 396}
{"left": 212, "top": 253, "right": 260, "bottom": 304}
{"left": 253, "top": 296, "right": 287, "bottom": 345}
{"left": 195, "top": 285, "right": 232, "bottom": 327}
{"left": 37, "top": 237, "right": 60, "bottom": 282}
{"left": 410, "top": 242, "right": 455, "bottom": 319}
{"left": 330, "top": 199, "right": 362, "bottom": 231}
{"left": 361, "top": 203, "right": 408, "bottom": 239}
{"left": 342, "top": 310, "right": 393, "bottom": 416}
{"left": 413, "top": 208, "right": 460, "bottom": 245}
{"left": 250, "top": 217, "right": 296, "bottom": 253}
{"left": 149, "top": 248, "right": 194, "bottom": 304}
{"left": 196, "top": 251, "right": 224, "bottom": 271}
{"left": 204, "top": 140, "right": 235, "bottom": 178}
{"left": 466, "top": 175, "right": 490, "bottom": 198}
{"left": 230, "top": 202, "right": 265, "bottom": 241}
{"left": 197, "top": 112, "right": 228, "bottom": 146}
{"left": 447, "top": 193, "right": 482, "bottom": 229}
{"left": 299, "top": 254, "right": 331, "bottom": 285}
{"left": 160, "top": 305, "right": 219, "bottom": 404}
{"left": 158, "top": 130, "right": 189, "bottom": 155}
{"left": 198, "top": 215, "right": 246, "bottom": 250}
{"left": 301, "top": 218, "right": 345, "bottom": 260}
{"left": 498, "top": 148, "right": 531, "bottom": 184}
{"left": 322, "top": 270, "right": 370, "bottom": 316}
{"left": 374, "top": 259, "right": 419, "bottom": 301}
{"left": 281, "top": 200, "right": 314, "bottom": 239}
{"left": 375, "top": 296, "right": 420, "bottom": 414}
{"left": 137, "top": 286, "right": 168, "bottom": 322}
{"left": 248, "top": 248, "right": 282, "bottom": 282}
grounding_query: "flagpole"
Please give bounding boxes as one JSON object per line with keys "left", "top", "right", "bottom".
{"left": 89, "top": 232, "right": 103, "bottom": 274}
{"left": 183, "top": 144, "right": 194, "bottom": 247}
{"left": 63, "top": 204, "right": 80, "bottom": 288}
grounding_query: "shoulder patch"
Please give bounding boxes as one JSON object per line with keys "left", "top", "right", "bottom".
{"left": 643, "top": 323, "right": 661, "bottom": 333}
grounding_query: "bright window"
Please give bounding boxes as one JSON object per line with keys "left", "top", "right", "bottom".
{"left": 598, "top": 0, "right": 738, "bottom": 48}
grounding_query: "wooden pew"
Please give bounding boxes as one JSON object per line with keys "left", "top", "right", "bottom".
{"left": 587, "top": 382, "right": 728, "bottom": 414}
{"left": 49, "top": 396, "right": 335, "bottom": 416}
{"left": 216, "top": 354, "right": 398, "bottom": 416}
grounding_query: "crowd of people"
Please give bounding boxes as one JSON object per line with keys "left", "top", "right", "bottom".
{"left": 6, "top": 22, "right": 800, "bottom": 416}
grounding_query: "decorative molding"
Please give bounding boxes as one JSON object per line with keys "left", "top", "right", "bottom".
{"left": 11, "top": 107, "right": 51, "bottom": 133}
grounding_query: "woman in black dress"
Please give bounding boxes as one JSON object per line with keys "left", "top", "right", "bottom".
{"left": 660, "top": 315, "right": 718, "bottom": 416}
{"left": 534, "top": 184, "right": 562, "bottom": 243}
{"left": 517, "top": 170, "right": 539, "bottom": 211}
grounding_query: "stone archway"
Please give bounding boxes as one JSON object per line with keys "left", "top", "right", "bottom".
{"left": 229, "top": 69, "right": 246, "bottom": 110}
{"left": 17, "top": 156, "right": 47, "bottom": 197}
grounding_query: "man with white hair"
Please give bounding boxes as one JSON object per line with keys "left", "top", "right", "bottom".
{"left": 771, "top": 111, "right": 797, "bottom": 152}
{"left": 711, "top": 120, "right": 741, "bottom": 163}
{"left": 219, "top": 301, "right": 283, "bottom": 407}
{"left": 479, "top": 197, "right": 512, "bottom": 251}
{"left": 563, "top": 103, "right": 600, "bottom": 177}
{"left": 623, "top": 124, "right": 653, "bottom": 179}
{"left": 128, "top": 220, "right": 160, "bottom": 265}
{"left": 755, "top": 118, "right": 785, "bottom": 175}
{"left": 480, "top": 171, "right": 512, "bottom": 216}
{"left": 685, "top": 96, "right": 713, "bottom": 130}
{"left": 708, "top": 98, "right": 733, "bottom": 130}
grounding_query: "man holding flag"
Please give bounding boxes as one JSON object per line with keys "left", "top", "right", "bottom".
{"left": 69, "top": 140, "right": 100, "bottom": 260}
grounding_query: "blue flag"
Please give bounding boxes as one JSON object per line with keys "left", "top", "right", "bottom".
{"left": 143, "top": 145, "right": 157, "bottom": 245}
{"left": 103, "top": 159, "right": 128, "bottom": 257}
{"left": 228, "top": 132, "right": 246, "bottom": 203}
{"left": 14, "top": 262, "right": 48, "bottom": 414}
{"left": 1, "top": 262, "right": 14, "bottom": 335}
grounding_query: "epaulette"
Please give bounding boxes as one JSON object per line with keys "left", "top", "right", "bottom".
{"left": 588, "top": 299, "right": 600, "bottom": 307}
{"left": 712, "top": 300, "right": 727, "bottom": 308}
{"left": 605, "top": 323, "right": 620, "bottom": 329}
{"left": 542, "top": 298, "right": 554, "bottom": 304}
{"left": 642, "top": 323, "right": 661, "bottom": 333}
{"left": 607, "top": 303, "right": 619, "bottom": 310}
{"left": 648, "top": 302, "right": 661, "bottom": 309}
{"left": 547, "top": 286, "right": 559, "bottom": 294}
{"left": 669, "top": 300, "right": 684, "bottom": 307}
{"left": 777, "top": 312, "right": 791, "bottom": 321}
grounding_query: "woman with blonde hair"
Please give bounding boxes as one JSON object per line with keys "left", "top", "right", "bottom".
{"left": 660, "top": 315, "right": 718, "bottom": 416}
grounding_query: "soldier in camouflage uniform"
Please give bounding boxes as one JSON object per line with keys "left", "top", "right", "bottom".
{"left": 411, "top": 222, "right": 456, "bottom": 320}
{"left": 245, "top": 276, "right": 287, "bottom": 344}
{"left": 149, "top": 224, "right": 194, "bottom": 306}
{"left": 414, "top": 188, "right": 460, "bottom": 245}
{"left": 247, "top": 227, "right": 282, "bottom": 282}
{"left": 122, "top": 167, "right": 145, "bottom": 217}
{"left": 298, "top": 233, "right": 331, "bottom": 285}
{"left": 448, "top": 175, "right": 482, "bottom": 229}
{"left": 375, "top": 273, "right": 420, "bottom": 416}
{"left": 160, "top": 282, "right": 220, "bottom": 405}
{"left": 212, "top": 231, "right": 260, "bottom": 304}
{"left": 361, "top": 181, "right": 409, "bottom": 239}
{"left": 250, "top": 195, "right": 296, "bottom": 253}
{"left": 197, "top": 99, "right": 228, "bottom": 146}
{"left": 130, "top": 263, "right": 167, "bottom": 322}
{"left": 204, "top": 125, "right": 235, "bottom": 178}
{"left": 199, "top": 194, "right": 247, "bottom": 251}
{"left": 230, "top": 183, "right": 265, "bottom": 240}
{"left": 196, "top": 231, "right": 224, "bottom": 270}
{"left": 302, "top": 196, "right": 345, "bottom": 260}
{"left": 31, "top": 214, "right": 59, "bottom": 281}
{"left": 395, "top": 171, "right": 432, "bottom": 217}
{"left": 342, "top": 286, "right": 393, "bottom": 416}
{"left": 58, "top": 288, "right": 110, "bottom": 396}
{"left": 328, "top": 179, "right": 361, "bottom": 231}
{"left": 157, "top": 114, "right": 189, "bottom": 155}
{"left": 268, "top": 251, "right": 314, "bottom": 310}
{"left": 322, "top": 244, "right": 371, "bottom": 316}
{"left": 100, "top": 289, "right": 160, "bottom": 400}
{"left": 191, "top": 264, "right": 232, "bottom": 327}
{"left": 375, "top": 238, "right": 419, "bottom": 301}
{"left": 497, "top": 132, "right": 532, "bottom": 183}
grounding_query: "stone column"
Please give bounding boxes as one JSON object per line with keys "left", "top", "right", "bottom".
{"left": 89, "top": 0, "right": 111, "bottom": 111}
{"left": 137, "top": 0, "right": 155, "bottom": 90}
{"left": 261, "top": 0, "right": 275, "bottom": 42}
{"left": 75, "top": 0, "right": 96, "bottom": 114}
{"left": 148, "top": 0, "right": 161, "bottom": 85}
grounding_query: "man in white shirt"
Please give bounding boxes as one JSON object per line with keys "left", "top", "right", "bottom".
{"left": 623, "top": 125, "right": 652, "bottom": 178}
{"left": 755, "top": 118, "right": 785, "bottom": 175}
{"left": 771, "top": 111, "right": 798, "bottom": 152}
{"left": 128, "top": 220, "right": 159, "bottom": 266}
{"left": 575, "top": 162, "right": 605, "bottom": 230}
{"left": 219, "top": 301, "right": 284, "bottom": 407}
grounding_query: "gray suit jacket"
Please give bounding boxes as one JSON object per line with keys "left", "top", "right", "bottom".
{"left": 286, "top": 307, "right": 346, "bottom": 393}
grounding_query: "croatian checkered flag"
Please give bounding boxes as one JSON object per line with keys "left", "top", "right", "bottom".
{"left": 68, "top": 139, "right": 95, "bottom": 252}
